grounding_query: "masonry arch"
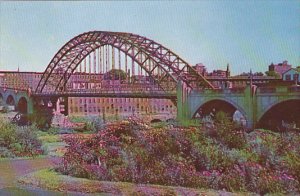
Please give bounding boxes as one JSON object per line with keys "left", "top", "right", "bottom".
{"left": 17, "top": 97, "right": 28, "bottom": 114}
{"left": 150, "top": 119, "right": 162, "bottom": 123}
{"left": 6, "top": 95, "right": 15, "bottom": 106}
{"left": 193, "top": 98, "right": 247, "bottom": 125}
{"left": 257, "top": 99, "right": 300, "bottom": 131}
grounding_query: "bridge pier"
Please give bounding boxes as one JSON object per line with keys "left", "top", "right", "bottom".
{"left": 177, "top": 81, "right": 191, "bottom": 125}
{"left": 26, "top": 98, "right": 34, "bottom": 114}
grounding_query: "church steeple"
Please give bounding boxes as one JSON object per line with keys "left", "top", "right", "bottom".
{"left": 226, "top": 63, "right": 230, "bottom": 77}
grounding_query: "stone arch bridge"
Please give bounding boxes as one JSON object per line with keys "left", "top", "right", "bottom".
{"left": 177, "top": 82, "right": 300, "bottom": 129}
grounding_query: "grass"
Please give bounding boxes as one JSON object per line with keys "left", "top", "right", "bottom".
{"left": 18, "top": 169, "right": 253, "bottom": 195}
{"left": 38, "top": 134, "right": 61, "bottom": 143}
{"left": 36, "top": 131, "right": 66, "bottom": 157}
{"left": 0, "top": 157, "right": 58, "bottom": 189}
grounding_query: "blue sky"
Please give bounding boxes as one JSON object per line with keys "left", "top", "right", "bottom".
{"left": 0, "top": 1, "right": 299, "bottom": 75}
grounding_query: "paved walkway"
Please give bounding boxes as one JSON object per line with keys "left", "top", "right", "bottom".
{"left": 0, "top": 157, "right": 60, "bottom": 189}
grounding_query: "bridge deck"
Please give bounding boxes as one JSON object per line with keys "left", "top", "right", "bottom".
{"left": 31, "top": 91, "right": 177, "bottom": 99}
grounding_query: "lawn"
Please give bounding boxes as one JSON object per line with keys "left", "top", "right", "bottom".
{"left": 18, "top": 169, "right": 251, "bottom": 195}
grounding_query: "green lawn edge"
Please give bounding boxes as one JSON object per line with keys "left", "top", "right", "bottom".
{"left": 18, "top": 169, "right": 256, "bottom": 195}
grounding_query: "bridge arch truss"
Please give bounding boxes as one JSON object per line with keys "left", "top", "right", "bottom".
{"left": 36, "top": 31, "right": 214, "bottom": 94}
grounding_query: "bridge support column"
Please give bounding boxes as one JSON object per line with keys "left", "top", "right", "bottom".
{"left": 243, "top": 85, "right": 256, "bottom": 129}
{"left": 177, "top": 81, "right": 189, "bottom": 124}
{"left": 27, "top": 98, "right": 34, "bottom": 114}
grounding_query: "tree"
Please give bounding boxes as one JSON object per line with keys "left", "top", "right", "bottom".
{"left": 254, "top": 72, "right": 264, "bottom": 76}
{"left": 265, "top": 71, "right": 281, "bottom": 79}
{"left": 28, "top": 106, "right": 54, "bottom": 130}
{"left": 104, "top": 69, "right": 127, "bottom": 80}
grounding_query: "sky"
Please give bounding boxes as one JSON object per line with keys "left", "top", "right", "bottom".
{"left": 0, "top": 1, "right": 299, "bottom": 75}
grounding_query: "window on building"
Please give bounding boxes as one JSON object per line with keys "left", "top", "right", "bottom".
{"left": 286, "top": 74, "right": 291, "bottom": 81}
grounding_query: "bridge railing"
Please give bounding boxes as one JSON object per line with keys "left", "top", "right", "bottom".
{"left": 194, "top": 87, "right": 246, "bottom": 94}
{"left": 288, "top": 86, "right": 300, "bottom": 93}
{"left": 257, "top": 86, "right": 300, "bottom": 94}
{"left": 32, "top": 87, "right": 177, "bottom": 98}
{"left": 257, "top": 87, "right": 277, "bottom": 93}
{"left": 0, "top": 86, "right": 29, "bottom": 92}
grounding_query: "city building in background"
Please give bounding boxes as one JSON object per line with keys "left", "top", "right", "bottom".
{"left": 282, "top": 68, "right": 300, "bottom": 84}
{"left": 0, "top": 70, "right": 176, "bottom": 121}
{"left": 268, "top": 60, "right": 292, "bottom": 77}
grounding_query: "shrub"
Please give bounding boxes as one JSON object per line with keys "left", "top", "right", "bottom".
{"left": 283, "top": 151, "right": 300, "bottom": 185}
{"left": 0, "top": 118, "right": 43, "bottom": 157}
{"left": 1, "top": 106, "right": 8, "bottom": 113}
{"left": 57, "top": 119, "right": 300, "bottom": 194}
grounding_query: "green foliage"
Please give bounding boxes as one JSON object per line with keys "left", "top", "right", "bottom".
{"left": 213, "top": 112, "right": 247, "bottom": 149}
{"left": 283, "top": 151, "right": 300, "bottom": 183}
{"left": 265, "top": 70, "right": 281, "bottom": 78}
{"left": 0, "top": 118, "right": 44, "bottom": 157}
{"left": 150, "top": 121, "right": 168, "bottom": 128}
{"left": 104, "top": 69, "right": 127, "bottom": 80}
{"left": 38, "top": 134, "right": 61, "bottom": 143}
{"left": 69, "top": 116, "right": 103, "bottom": 132}
{"left": 28, "top": 106, "right": 53, "bottom": 130}
{"left": 1, "top": 106, "right": 8, "bottom": 113}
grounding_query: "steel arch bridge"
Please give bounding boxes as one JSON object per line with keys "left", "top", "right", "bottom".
{"left": 36, "top": 31, "right": 214, "bottom": 94}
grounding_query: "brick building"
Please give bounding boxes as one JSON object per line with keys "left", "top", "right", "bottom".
{"left": 0, "top": 70, "right": 176, "bottom": 121}
{"left": 268, "top": 60, "right": 292, "bottom": 77}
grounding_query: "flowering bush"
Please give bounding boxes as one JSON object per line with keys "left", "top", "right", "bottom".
{"left": 57, "top": 118, "right": 300, "bottom": 194}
